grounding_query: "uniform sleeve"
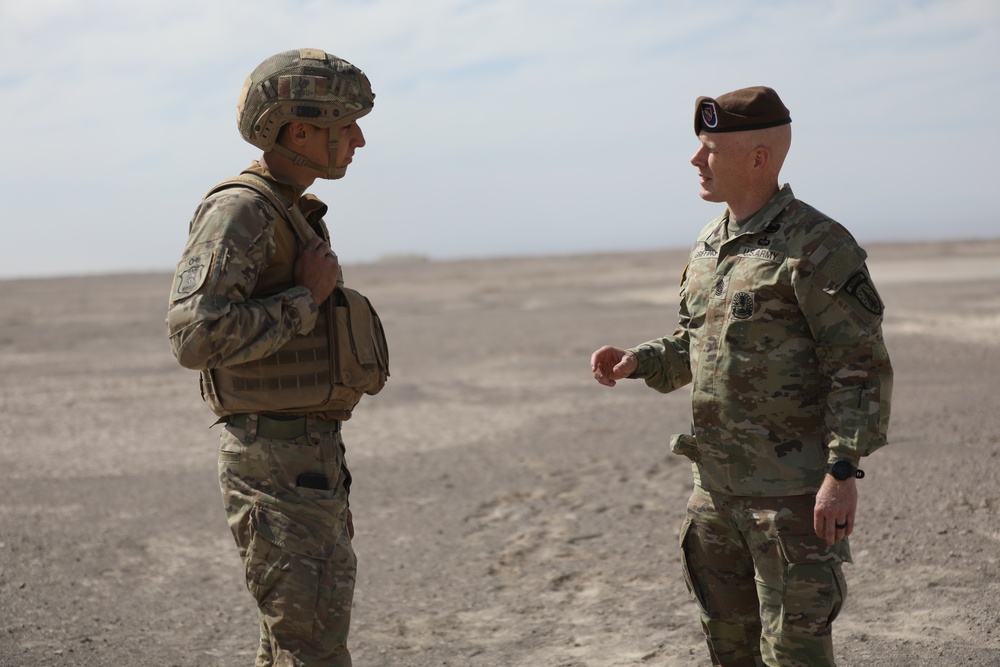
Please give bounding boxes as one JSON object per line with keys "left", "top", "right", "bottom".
{"left": 166, "top": 190, "right": 319, "bottom": 370}
{"left": 628, "top": 266, "right": 694, "bottom": 394}
{"left": 795, "top": 235, "right": 893, "bottom": 465}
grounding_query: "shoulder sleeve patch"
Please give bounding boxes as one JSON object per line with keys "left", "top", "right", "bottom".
{"left": 171, "top": 249, "right": 215, "bottom": 303}
{"left": 844, "top": 271, "right": 884, "bottom": 315}
{"left": 814, "top": 239, "right": 868, "bottom": 294}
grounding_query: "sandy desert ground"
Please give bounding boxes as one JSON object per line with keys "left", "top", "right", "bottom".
{"left": 1, "top": 239, "right": 999, "bottom": 667}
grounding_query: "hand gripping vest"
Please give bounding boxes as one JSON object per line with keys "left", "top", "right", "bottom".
{"left": 200, "top": 175, "right": 388, "bottom": 418}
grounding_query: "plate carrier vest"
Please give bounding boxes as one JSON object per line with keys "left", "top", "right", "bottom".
{"left": 198, "top": 174, "right": 389, "bottom": 418}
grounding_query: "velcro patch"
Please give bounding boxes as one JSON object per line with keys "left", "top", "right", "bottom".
{"left": 737, "top": 246, "right": 784, "bottom": 263}
{"left": 815, "top": 240, "right": 867, "bottom": 292}
{"left": 299, "top": 48, "right": 327, "bottom": 61}
{"left": 731, "top": 291, "right": 755, "bottom": 319}
{"left": 710, "top": 276, "right": 729, "bottom": 300}
{"left": 277, "top": 75, "right": 328, "bottom": 100}
{"left": 171, "top": 250, "right": 213, "bottom": 302}
{"left": 844, "top": 272, "right": 883, "bottom": 315}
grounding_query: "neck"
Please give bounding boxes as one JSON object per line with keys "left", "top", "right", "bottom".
{"left": 259, "top": 153, "right": 317, "bottom": 190}
{"left": 727, "top": 181, "right": 779, "bottom": 225}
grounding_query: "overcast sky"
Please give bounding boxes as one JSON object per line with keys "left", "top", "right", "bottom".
{"left": 1, "top": 0, "right": 997, "bottom": 279}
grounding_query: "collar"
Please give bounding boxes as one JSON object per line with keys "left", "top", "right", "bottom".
{"left": 242, "top": 161, "right": 328, "bottom": 223}
{"left": 703, "top": 183, "right": 796, "bottom": 247}
{"left": 735, "top": 183, "right": 795, "bottom": 236}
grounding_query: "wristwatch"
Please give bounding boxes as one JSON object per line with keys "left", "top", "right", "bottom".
{"left": 826, "top": 460, "right": 865, "bottom": 480}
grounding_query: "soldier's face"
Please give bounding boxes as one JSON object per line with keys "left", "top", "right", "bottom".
{"left": 691, "top": 132, "right": 753, "bottom": 204}
{"left": 334, "top": 121, "right": 366, "bottom": 169}
{"left": 296, "top": 122, "right": 366, "bottom": 172}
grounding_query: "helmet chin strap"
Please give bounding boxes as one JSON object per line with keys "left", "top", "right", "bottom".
{"left": 271, "top": 133, "right": 347, "bottom": 180}
{"left": 325, "top": 131, "right": 347, "bottom": 180}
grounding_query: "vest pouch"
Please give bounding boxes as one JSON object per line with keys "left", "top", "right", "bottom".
{"left": 331, "top": 287, "right": 389, "bottom": 395}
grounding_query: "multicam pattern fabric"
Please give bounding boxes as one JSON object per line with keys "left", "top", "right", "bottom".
{"left": 237, "top": 49, "right": 374, "bottom": 153}
{"left": 219, "top": 420, "right": 355, "bottom": 667}
{"left": 167, "top": 159, "right": 383, "bottom": 666}
{"left": 630, "top": 184, "right": 893, "bottom": 496}
{"left": 167, "top": 162, "right": 320, "bottom": 372}
{"left": 166, "top": 163, "right": 387, "bottom": 421}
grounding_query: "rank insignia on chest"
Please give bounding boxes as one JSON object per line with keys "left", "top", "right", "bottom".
{"left": 712, "top": 278, "right": 728, "bottom": 298}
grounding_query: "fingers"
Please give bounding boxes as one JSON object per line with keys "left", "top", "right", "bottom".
{"left": 294, "top": 236, "right": 341, "bottom": 305}
{"left": 590, "top": 346, "right": 622, "bottom": 387}
{"left": 305, "top": 236, "right": 335, "bottom": 259}
{"left": 612, "top": 356, "right": 635, "bottom": 376}
{"left": 814, "top": 512, "right": 853, "bottom": 546}
{"left": 817, "top": 515, "right": 836, "bottom": 546}
{"left": 304, "top": 235, "right": 324, "bottom": 253}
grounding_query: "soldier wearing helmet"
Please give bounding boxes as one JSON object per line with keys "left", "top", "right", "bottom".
{"left": 167, "top": 49, "right": 388, "bottom": 666}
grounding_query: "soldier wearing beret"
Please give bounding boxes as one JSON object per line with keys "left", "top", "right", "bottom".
{"left": 167, "top": 49, "right": 389, "bottom": 666}
{"left": 591, "top": 86, "right": 892, "bottom": 666}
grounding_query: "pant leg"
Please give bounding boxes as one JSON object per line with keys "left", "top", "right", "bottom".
{"left": 679, "top": 486, "right": 764, "bottom": 667}
{"left": 740, "top": 494, "right": 849, "bottom": 667}
{"left": 219, "top": 424, "right": 356, "bottom": 667}
{"left": 256, "top": 612, "right": 273, "bottom": 667}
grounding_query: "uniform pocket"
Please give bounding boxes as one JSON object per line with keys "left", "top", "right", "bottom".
{"left": 244, "top": 502, "right": 335, "bottom": 613}
{"left": 670, "top": 433, "right": 701, "bottom": 462}
{"left": 678, "top": 517, "right": 710, "bottom": 615}
{"left": 763, "top": 534, "right": 848, "bottom": 637}
{"left": 251, "top": 502, "right": 339, "bottom": 560}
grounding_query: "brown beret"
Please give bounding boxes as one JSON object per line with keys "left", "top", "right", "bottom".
{"left": 694, "top": 86, "right": 791, "bottom": 134}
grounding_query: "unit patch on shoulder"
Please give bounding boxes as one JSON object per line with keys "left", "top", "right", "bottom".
{"left": 172, "top": 250, "right": 214, "bottom": 302}
{"left": 844, "top": 271, "right": 883, "bottom": 315}
{"left": 731, "top": 291, "right": 755, "bottom": 320}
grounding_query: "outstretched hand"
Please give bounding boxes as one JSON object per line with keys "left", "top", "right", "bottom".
{"left": 591, "top": 346, "right": 637, "bottom": 387}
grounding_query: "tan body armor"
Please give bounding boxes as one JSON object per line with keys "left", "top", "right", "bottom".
{"left": 200, "top": 176, "right": 388, "bottom": 419}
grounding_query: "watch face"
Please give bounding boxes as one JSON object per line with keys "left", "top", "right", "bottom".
{"left": 830, "top": 460, "right": 853, "bottom": 480}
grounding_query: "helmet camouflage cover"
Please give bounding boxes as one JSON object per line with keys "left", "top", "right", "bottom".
{"left": 237, "top": 48, "right": 375, "bottom": 179}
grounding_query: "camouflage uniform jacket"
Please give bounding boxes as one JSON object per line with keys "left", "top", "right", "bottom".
{"left": 630, "top": 184, "right": 893, "bottom": 496}
{"left": 168, "top": 162, "right": 353, "bottom": 420}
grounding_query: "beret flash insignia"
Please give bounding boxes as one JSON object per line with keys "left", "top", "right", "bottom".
{"left": 701, "top": 101, "right": 718, "bottom": 129}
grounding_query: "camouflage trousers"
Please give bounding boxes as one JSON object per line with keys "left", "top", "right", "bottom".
{"left": 219, "top": 414, "right": 356, "bottom": 667}
{"left": 679, "top": 485, "right": 850, "bottom": 667}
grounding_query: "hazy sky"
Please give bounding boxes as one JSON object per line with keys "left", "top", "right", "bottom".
{"left": 1, "top": 0, "right": 998, "bottom": 279}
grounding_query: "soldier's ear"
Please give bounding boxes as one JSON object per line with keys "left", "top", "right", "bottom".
{"left": 282, "top": 122, "right": 310, "bottom": 147}
{"left": 752, "top": 146, "right": 769, "bottom": 170}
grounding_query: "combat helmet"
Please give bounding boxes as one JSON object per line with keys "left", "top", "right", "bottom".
{"left": 237, "top": 48, "right": 375, "bottom": 179}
